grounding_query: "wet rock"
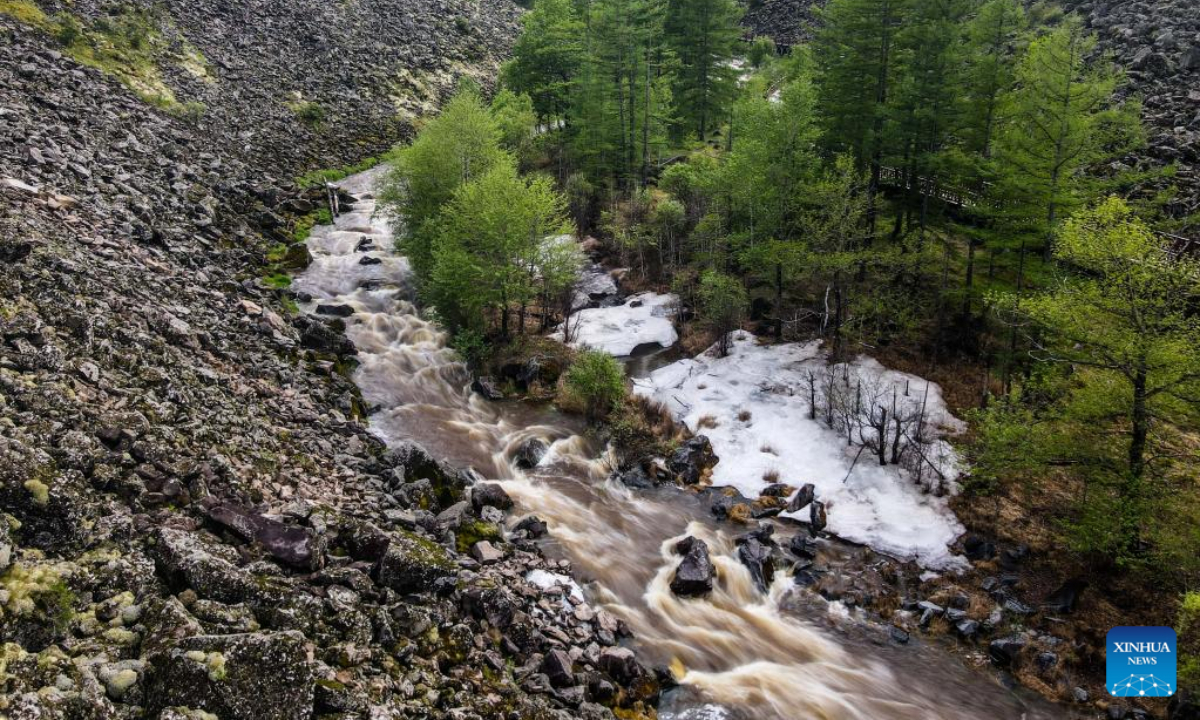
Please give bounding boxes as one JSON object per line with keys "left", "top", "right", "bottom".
{"left": 514, "top": 438, "right": 549, "bottom": 469}
{"left": 514, "top": 515, "right": 548, "bottom": 538}
{"left": 357, "top": 255, "right": 382, "bottom": 265}
{"left": 1169, "top": 689, "right": 1200, "bottom": 720}
{"left": 1042, "top": 579, "right": 1088, "bottom": 614}
{"left": 669, "top": 436, "right": 717, "bottom": 485}
{"left": 204, "top": 502, "right": 325, "bottom": 571}
{"left": 963, "top": 534, "right": 997, "bottom": 561}
{"left": 294, "top": 316, "right": 356, "bottom": 356}
{"left": 542, "top": 648, "right": 575, "bottom": 687}
{"left": 789, "top": 535, "right": 818, "bottom": 559}
{"left": 144, "top": 631, "right": 313, "bottom": 720}
{"left": 955, "top": 619, "right": 980, "bottom": 638}
{"left": 786, "top": 483, "right": 815, "bottom": 513}
{"left": 809, "top": 500, "right": 827, "bottom": 536}
{"left": 472, "top": 483, "right": 514, "bottom": 512}
{"left": 1073, "top": 687, "right": 1089, "bottom": 704}
{"left": 598, "top": 647, "right": 642, "bottom": 684}
{"left": 988, "top": 636, "right": 1026, "bottom": 667}
{"left": 470, "top": 540, "right": 505, "bottom": 565}
{"left": 472, "top": 376, "right": 504, "bottom": 400}
{"left": 315, "top": 304, "right": 355, "bottom": 318}
{"left": 670, "top": 536, "right": 715, "bottom": 597}
{"left": 737, "top": 537, "right": 776, "bottom": 592}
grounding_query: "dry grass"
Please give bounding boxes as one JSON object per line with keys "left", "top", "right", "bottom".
{"left": 737, "top": 409, "right": 752, "bottom": 422}
{"left": 760, "top": 444, "right": 777, "bottom": 455}
{"left": 762, "top": 468, "right": 780, "bottom": 483}
{"left": 697, "top": 414, "right": 718, "bottom": 429}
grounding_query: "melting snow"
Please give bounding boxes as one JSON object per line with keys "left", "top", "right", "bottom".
{"left": 633, "top": 332, "right": 967, "bottom": 570}
{"left": 558, "top": 292, "right": 680, "bottom": 356}
{"left": 526, "top": 569, "right": 586, "bottom": 607}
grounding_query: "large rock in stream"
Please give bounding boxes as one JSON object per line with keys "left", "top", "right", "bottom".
{"left": 670, "top": 536, "right": 716, "bottom": 597}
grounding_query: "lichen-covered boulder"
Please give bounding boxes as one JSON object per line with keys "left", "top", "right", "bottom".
{"left": 372, "top": 530, "right": 456, "bottom": 594}
{"left": 149, "top": 527, "right": 259, "bottom": 603}
{"left": 144, "top": 631, "right": 314, "bottom": 720}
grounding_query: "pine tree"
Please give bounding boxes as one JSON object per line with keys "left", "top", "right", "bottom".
{"left": 886, "top": 0, "right": 973, "bottom": 240}
{"left": 961, "top": 0, "right": 1025, "bottom": 160}
{"left": 664, "top": 0, "right": 743, "bottom": 141}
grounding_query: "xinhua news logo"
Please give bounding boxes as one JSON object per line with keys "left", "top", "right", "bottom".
{"left": 1107, "top": 626, "right": 1176, "bottom": 698}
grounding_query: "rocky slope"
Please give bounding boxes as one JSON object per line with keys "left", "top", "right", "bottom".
{"left": 0, "top": 5, "right": 663, "bottom": 720}
{"left": 1068, "top": 0, "right": 1200, "bottom": 235}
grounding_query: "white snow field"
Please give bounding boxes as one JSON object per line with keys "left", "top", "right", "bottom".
{"left": 558, "top": 292, "right": 680, "bottom": 357}
{"left": 633, "top": 332, "right": 968, "bottom": 570}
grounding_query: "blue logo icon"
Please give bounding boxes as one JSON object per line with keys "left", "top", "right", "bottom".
{"left": 1107, "top": 626, "right": 1176, "bottom": 697}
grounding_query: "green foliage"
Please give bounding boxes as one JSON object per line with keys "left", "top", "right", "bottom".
{"left": 428, "top": 165, "right": 572, "bottom": 335}
{"left": 697, "top": 270, "right": 747, "bottom": 356}
{"left": 561, "top": 349, "right": 626, "bottom": 421}
{"left": 296, "top": 152, "right": 400, "bottom": 189}
{"left": 293, "top": 101, "right": 326, "bottom": 127}
{"left": 1180, "top": 593, "right": 1200, "bottom": 692}
{"left": 991, "top": 18, "right": 1140, "bottom": 255}
{"left": 382, "top": 85, "right": 512, "bottom": 280}
{"left": 490, "top": 89, "right": 538, "bottom": 164}
{"left": 664, "top": 0, "right": 743, "bottom": 139}
{"left": 746, "top": 36, "right": 776, "bottom": 68}
{"left": 991, "top": 198, "right": 1200, "bottom": 566}
{"left": 501, "top": 0, "right": 583, "bottom": 121}
{"left": 452, "top": 328, "right": 492, "bottom": 376}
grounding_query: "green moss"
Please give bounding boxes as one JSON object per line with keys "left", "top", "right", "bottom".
{"left": 455, "top": 520, "right": 502, "bottom": 554}
{"left": 261, "top": 272, "right": 292, "bottom": 290}
{"left": 291, "top": 100, "right": 326, "bottom": 128}
{"left": 0, "top": 0, "right": 49, "bottom": 27}
{"left": 315, "top": 677, "right": 347, "bottom": 691}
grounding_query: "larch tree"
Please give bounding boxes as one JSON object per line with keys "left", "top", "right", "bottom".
{"left": 501, "top": 0, "right": 584, "bottom": 123}
{"left": 1012, "top": 198, "right": 1200, "bottom": 562}
{"left": 813, "top": 0, "right": 911, "bottom": 234}
{"left": 663, "top": 0, "right": 743, "bottom": 141}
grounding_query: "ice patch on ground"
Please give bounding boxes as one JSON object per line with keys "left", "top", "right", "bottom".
{"left": 558, "top": 292, "right": 679, "bottom": 356}
{"left": 633, "top": 332, "right": 967, "bottom": 570}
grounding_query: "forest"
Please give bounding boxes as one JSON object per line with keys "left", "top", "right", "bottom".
{"left": 382, "top": 0, "right": 1200, "bottom": 682}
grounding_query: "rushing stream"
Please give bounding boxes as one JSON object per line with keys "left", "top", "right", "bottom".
{"left": 294, "top": 167, "right": 1074, "bottom": 720}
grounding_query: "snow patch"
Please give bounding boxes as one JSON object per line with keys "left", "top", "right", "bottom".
{"left": 633, "top": 332, "right": 967, "bottom": 570}
{"left": 526, "top": 569, "right": 586, "bottom": 607}
{"left": 559, "top": 292, "right": 680, "bottom": 356}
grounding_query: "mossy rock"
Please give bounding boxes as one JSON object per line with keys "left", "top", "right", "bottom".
{"left": 373, "top": 529, "right": 455, "bottom": 594}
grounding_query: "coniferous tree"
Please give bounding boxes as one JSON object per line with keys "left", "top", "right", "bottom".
{"left": 501, "top": 0, "right": 584, "bottom": 123}
{"left": 992, "top": 17, "right": 1139, "bottom": 262}
{"left": 664, "top": 0, "right": 743, "bottom": 141}
{"left": 813, "top": 0, "right": 911, "bottom": 233}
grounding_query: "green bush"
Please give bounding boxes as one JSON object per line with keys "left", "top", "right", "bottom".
{"left": 451, "top": 328, "right": 492, "bottom": 376}
{"left": 561, "top": 349, "right": 625, "bottom": 421}
{"left": 294, "top": 101, "right": 326, "bottom": 127}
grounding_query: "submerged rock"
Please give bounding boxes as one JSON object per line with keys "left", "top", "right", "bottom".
{"left": 514, "top": 438, "right": 549, "bottom": 469}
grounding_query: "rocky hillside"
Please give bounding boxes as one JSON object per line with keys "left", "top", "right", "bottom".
{"left": 1069, "top": 0, "right": 1200, "bottom": 235}
{"left": 742, "top": 0, "right": 826, "bottom": 48}
{"left": 0, "top": 4, "right": 663, "bottom": 720}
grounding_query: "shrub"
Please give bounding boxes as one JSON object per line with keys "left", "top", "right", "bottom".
{"left": 451, "top": 328, "right": 492, "bottom": 377}
{"left": 294, "top": 101, "right": 326, "bottom": 127}
{"left": 560, "top": 349, "right": 625, "bottom": 421}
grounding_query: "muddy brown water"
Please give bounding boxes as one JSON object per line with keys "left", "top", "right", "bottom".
{"left": 295, "top": 167, "right": 1079, "bottom": 720}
